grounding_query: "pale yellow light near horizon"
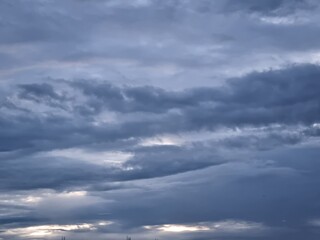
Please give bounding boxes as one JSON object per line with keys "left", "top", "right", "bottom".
{"left": 159, "top": 224, "right": 210, "bottom": 232}
{"left": 4, "top": 222, "right": 112, "bottom": 237}
{"left": 145, "top": 224, "right": 210, "bottom": 232}
{"left": 144, "top": 220, "right": 265, "bottom": 233}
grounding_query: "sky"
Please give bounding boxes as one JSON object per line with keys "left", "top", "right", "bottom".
{"left": 1, "top": 0, "right": 320, "bottom": 239}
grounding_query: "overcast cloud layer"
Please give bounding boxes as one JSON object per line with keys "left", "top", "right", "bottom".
{"left": 1, "top": 0, "right": 320, "bottom": 240}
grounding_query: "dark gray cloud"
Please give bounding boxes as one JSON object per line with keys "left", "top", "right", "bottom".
{"left": 1, "top": 0, "right": 320, "bottom": 89}
{"left": 223, "top": 0, "right": 313, "bottom": 14}
{"left": 1, "top": 1, "right": 320, "bottom": 240}
{"left": 1, "top": 64, "right": 320, "bottom": 239}
{"left": 1, "top": 64, "right": 318, "bottom": 154}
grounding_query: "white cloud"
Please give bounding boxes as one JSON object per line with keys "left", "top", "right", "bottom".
{"left": 144, "top": 220, "right": 266, "bottom": 233}
{"left": 39, "top": 148, "right": 133, "bottom": 166}
{"left": 4, "top": 223, "right": 100, "bottom": 237}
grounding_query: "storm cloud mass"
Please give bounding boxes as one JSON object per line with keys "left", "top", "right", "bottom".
{"left": 1, "top": 0, "right": 320, "bottom": 239}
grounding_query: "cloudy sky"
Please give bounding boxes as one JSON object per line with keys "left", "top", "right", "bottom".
{"left": 1, "top": 0, "right": 320, "bottom": 239}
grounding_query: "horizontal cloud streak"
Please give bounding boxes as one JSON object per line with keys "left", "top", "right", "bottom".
{"left": 0, "top": 64, "right": 318, "bottom": 155}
